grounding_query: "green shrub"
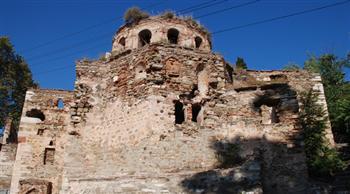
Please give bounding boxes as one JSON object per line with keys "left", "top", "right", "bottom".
{"left": 299, "top": 90, "right": 346, "bottom": 177}
{"left": 161, "top": 11, "right": 176, "bottom": 19}
{"left": 124, "top": 7, "right": 150, "bottom": 24}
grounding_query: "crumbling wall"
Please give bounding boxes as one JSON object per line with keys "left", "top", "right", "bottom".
{"left": 0, "top": 119, "right": 17, "bottom": 193}
{"left": 59, "top": 43, "right": 333, "bottom": 193}
{"left": 10, "top": 89, "right": 73, "bottom": 194}
{"left": 0, "top": 143, "right": 17, "bottom": 193}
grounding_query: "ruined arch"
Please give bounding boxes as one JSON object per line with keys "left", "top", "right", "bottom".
{"left": 195, "top": 36, "right": 202, "bottom": 48}
{"left": 165, "top": 57, "right": 182, "bottom": 77}
{"left": 138, "top": 29, "right": 152, "bottom": 47}
{"left": 26, "top": 109, "right": 45, "bottom": 121}
{"left": 167, "top": 28, "right": 179, "bottom": 44}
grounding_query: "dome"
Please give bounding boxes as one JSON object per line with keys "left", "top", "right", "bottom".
{"left": 112, "top": 15, "right": 212, "bottom": 52}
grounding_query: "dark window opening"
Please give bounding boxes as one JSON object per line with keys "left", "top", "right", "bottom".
{"left": 0, "top": 143, "right": 2, "bottom": 151}
{"left": 192, "top": 103, "right": 201, "bottom": 122}
{"left": 271, "top": 107, "right": 279, "bottom": 123}
{"left": 174, "top": 101, "right": 185, "bottom": 124}
{"left": 37, "top": 129, "right": 44, "bottom": 136}
{"left": 44, "top": 148, "right": 55, "bottom": 165}
{"left": 138, "top": 29, "right": 152, "bottom": 47}
{"left": 57, "top": 99, "right": 64, "bottom": 109}
{"left": 49, "top": 140, "right": 54, "bottom": 146}
{"left": 167, "top": 28, "right": 179, "bottom": 44}
{"left": 195, "top": 36, "right": 202, "bottom": 48}
{"left": 269, "top": 74, "right": 287, "bottom": 80}
{"left": 119, "top": 37, "right": 126, "bottom": 46}
{"left": 26, "top": 109, "right": 45, "bottom": 121}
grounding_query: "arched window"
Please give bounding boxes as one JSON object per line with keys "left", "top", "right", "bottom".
{"left": 57, "top": 99, "right": 64, "bottom": 109}
{"left": 195, "top": 36, "right": 202, "bottom": 48}
{"left": 167, "top": 28, "right": 179, "bottom": 44}
{"left": 138, "top": 29, "right": 152, "bottom": 47}
{"left": 26, "top": 109, "right": 45, "bottom": 121}
{"left": 119, "top": 37, "right": 126, "bottom": 47}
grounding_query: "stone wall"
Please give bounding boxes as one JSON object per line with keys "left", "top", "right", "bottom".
{"left": 10, "top": 89, "right": 73, "bottom": 194}
{"left": 59, "top": 43, "right": 331, "bottom": 193}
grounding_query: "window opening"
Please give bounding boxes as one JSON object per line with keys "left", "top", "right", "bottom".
{"left": 37, "top": 129, "right": 44, "bottom": 136}
{"left": 192, "top": 103, "right": 202, "bottom": 122}
{"left": 195, "top": 36, "right": 202, "bottom": 48}
{"left": 174, "top": 101, "right": 185, "bottom": 124}
{"left": 167, "top": 28, "right": 179, "bottom": 44}
{"left": 119, "top": 37, "right": 126, "bottom": 46}
{"left": 57, "top": 99, "right": 64, "bottom": 109}
{"left": 44, "top": 148, "right": 55, "bottom": 165}
{"left": 138, "top": 29, "right": 152, "bottom": 47}
{"left": 26, "top": 109, "right": 45, "bottom": 121}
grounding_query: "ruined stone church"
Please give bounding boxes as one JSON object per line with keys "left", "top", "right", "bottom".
{"left": 0, "top": 12, "right": 335, "bottom": 194}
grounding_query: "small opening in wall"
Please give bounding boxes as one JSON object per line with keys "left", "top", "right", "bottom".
{"left": 57, "top": 99, "right": 64, "bottom": 109}
{"left": 25, "top": 188, "right": 37, "bottom": 194}
{"left": 174, "top": 100, "right": 185, "bottom": 124}
{"left": 253, "top": 97, "right": 280, "bottom": 124}
{"left": 139, "top": 29, "right": 152, "bottom": 47}
{"left": 37, "top": 129, "right": 44, "bottom": 136}
{"left": 44, "top": 148, "right": 55, "bottom": 165}
{"left": 26, "top": 109, "right": 45, "bottom": 121}
{"left": 119, "top": 37, "right": 126, "bottom": 47}
{"left": 167, "top": 28, "right": 179, "bottom": 44}
{"left": 48, "top": 99, "right": 54, "bottom": 107}
{"left": 271, "top": 106, "right": 279, "bottom": 123}
{"left": 195, "top": 36, "right": 202, "bottom": 48}
{"left": 135, "top": 63, "right": 147, "bottom": 80}
{"left": 192, "top": 103, "right": 201, "bottom": 122}
{"left": 49, "top": 140, "right": 54, "bottom": 146}
{"left": 0, "top": 143, "right": 2, "bottom": 151}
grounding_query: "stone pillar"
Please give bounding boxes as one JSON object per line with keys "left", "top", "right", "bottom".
{"left": 311, "top": 74, "right": 335, "bottom": 146}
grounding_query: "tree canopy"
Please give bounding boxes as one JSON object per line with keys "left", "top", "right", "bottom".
{"left": 304, "top": 54, "right": 350, "bottom": 140}
{"left": 0, "top": 37, "right": 37, "bottom": 141}
{"left": 235, "top": 57, "right": 247, "bottom": 70}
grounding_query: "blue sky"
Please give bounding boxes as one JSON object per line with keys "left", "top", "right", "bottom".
{"left": 1, "top": 0, "right": 349, "bottom": 90}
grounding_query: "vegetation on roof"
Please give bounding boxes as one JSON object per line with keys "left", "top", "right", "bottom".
{"left": 123, "top": 8, "right": 211, "bottom": 42}
{"left": 124, "top": 7, "right": 150, "bottom": 24}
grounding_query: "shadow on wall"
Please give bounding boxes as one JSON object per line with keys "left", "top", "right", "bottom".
{"left": 180, "top": 135, "right": 309, "bottom": 194}
{"left": 181, "top": 84, "right": 311, "bottom": 194}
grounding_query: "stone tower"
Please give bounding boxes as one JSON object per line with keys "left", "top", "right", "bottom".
{"left": 3, "top": 12, "right": 335, "bottom": 194}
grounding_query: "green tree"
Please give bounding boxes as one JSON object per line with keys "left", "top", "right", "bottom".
{"left": 0, "top": 37, "right": 37, "bottom": 141}
{"left": 235, "top": 57, "right": 247, "bottom": 70}
{"left": 299, "top": 90, "right": 345, "bottom": 177}
{"left": 304, "top": 54, "right": 350, "bottom": 139}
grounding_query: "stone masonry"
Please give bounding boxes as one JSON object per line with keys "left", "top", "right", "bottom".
{"left": 0, "top": 13, "right": 336, "bottom": 194}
